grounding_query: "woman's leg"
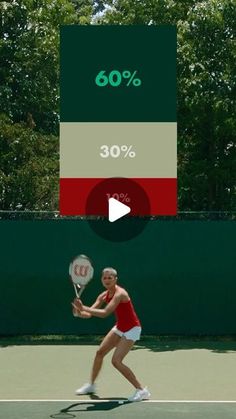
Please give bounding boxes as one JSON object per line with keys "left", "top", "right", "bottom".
{"left": 111, "top": 337, "right": 142, "bottom": 389}
{"left": 90, "top": 328, "right": 120, "bottom": 384}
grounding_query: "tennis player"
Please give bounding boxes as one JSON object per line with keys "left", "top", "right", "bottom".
{"left": 72, "top": 267, "right": 151, "bottom": 402}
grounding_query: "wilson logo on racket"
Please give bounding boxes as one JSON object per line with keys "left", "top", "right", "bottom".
{"left": 74, "top": 264, "right": 89, "bottom": 277}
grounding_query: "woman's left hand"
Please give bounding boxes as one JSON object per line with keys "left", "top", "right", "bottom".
{"left": 73, "top": 298, "right": 83, "bottom": 311}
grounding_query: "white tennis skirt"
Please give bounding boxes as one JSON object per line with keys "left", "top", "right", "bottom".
{"left": 112, "top": 325, "right": 142, "bottom": 342}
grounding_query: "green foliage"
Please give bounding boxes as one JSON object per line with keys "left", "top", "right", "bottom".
{"left": 0, "top": 0, "right": 90, "bottom": 211}
{"left": 0, "top": 113, "right": 58, "bottom": 210}
{"left": 0, "top": 0, "right": 235, "bottom": 212}
{"left": 95, "top": 0, "right": 197, "bottom": 25}
{"left": 177, "top": 0, "right": 236, "bottom": 210}
{"left": 0, "top": 0, "right": 79, "bottom": 134}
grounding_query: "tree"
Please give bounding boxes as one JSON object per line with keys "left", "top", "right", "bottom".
{"left": 0, "top": 0, "right": 235, "bottom": 212}
{"left": 0, "top": 113, "right": 58, "bottom": 211}
{"left": 0, "top": 0, "right": 91, "bottom": 212}
{"left": 0, "top": 0, "right": 79, "bottom": 134}
{"left": 178, "top": 0, "right": 236, "bottom": 210}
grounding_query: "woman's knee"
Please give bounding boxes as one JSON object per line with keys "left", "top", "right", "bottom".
{"left": 96, "top": 347, "right": 107, "bottom": 358}
{"left": 111, "top": 356, "right": 121, "bottom": 369}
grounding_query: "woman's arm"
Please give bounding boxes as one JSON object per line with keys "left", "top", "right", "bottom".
{"left": 79, "top": 293, "right": 122, "bottom": 318}
{"left": 72, "top": 301, "right": 92, "bottom": 318}
{"left": 90, "top": 291, "right": 107, "bottom": 309}
{"left": 72, "top": 291, "right": 106, "bottom": 318}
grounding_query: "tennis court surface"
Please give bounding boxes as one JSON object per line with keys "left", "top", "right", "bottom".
{"left": 1, "top": 337, "right": 236, "bottom": 418}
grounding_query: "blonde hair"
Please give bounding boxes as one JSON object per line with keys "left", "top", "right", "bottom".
{"left": 102, "top": 267, "right": 118, "bottom": 277}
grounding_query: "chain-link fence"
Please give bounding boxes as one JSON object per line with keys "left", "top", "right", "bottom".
{"left": 0, "top": 211, "right": 235, "bottom": 220}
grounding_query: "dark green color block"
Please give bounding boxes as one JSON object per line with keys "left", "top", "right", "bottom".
{"left": 0, "top": 220, "right": 236, "bottom": 335}
{"left": 60, "top": 26, "right": 176, "bottom": 122}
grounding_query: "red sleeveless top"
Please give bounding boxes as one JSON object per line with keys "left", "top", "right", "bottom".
{"left": 105, "top": 290, "right": 141, "bottom": 332}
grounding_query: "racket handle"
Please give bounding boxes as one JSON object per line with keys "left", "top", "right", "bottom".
{"left": 73, "top": 283, "right": 79, "bottom": 298}
{"left": 78, "top": 285, "right": 85, "bottom": 297}
{"left": 73, "top": 283, "right": 85, "bottom": 298}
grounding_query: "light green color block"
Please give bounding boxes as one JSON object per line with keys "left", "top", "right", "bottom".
{"left": 60, "top": 123, "right": 177, "bottom": 178}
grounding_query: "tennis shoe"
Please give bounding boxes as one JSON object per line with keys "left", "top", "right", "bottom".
{"left": 75, "top": 383, "right": 96, "bottom": 395}
{"left": 128, "top": 387, "right": 150, "bottom": 402}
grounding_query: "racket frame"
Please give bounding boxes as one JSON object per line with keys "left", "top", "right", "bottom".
{"left": 69, "top": 254, "right": 94, "bottom": 299}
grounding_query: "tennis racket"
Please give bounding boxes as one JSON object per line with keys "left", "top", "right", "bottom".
{"left": 69, "top": 254, "right": 94, "bottom": 298}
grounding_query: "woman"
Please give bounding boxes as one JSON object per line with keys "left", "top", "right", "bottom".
{"left": 72, "top": 267, "right": 150, "bottom": 402}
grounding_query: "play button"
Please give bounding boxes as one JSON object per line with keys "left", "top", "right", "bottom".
{"left": 86, "top": 178, "right": 150, "bottom": 241}
{"left": 108, "top": 198, "right": 131, "bottom": 222}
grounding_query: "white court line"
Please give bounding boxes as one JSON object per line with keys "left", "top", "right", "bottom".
{"left": 0, "top": 400, "right": 236, "bottom": 403}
